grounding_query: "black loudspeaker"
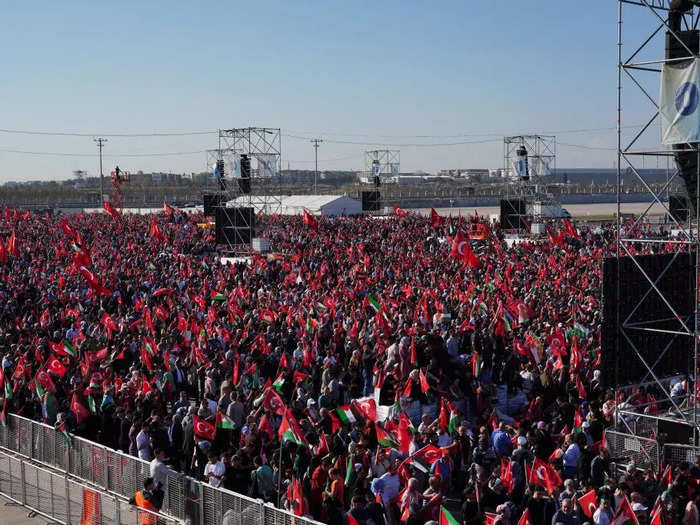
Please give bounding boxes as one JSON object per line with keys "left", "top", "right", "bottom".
{"left": 666, "top": 26, "right": 700, "bottom": 214}
{"left": 203, "top": 193, "right": 222, "bottom": 216}
{"left": 499, "top": 199, "right": 526, "bottom": 230}
{"left": 362, "top": 191, "right": 380, "bottom": 212}
{"left": 658, "top": 419, "right": 695, "bottom": 446}
{"left": 215, "top": 207, "right": 254, "bottom": 246}
{"left": 238, "top": 155, "right": 251, "bottom": 194}
{"left": 601, "top": 253, "right": 696, "bottom": 387}
{"left": 669, "top": 194, "right": 690, "bottom": 223}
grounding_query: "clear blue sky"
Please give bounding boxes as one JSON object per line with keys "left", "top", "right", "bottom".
{"left": 0, "top": 1, "right": 668, "bottom": 180}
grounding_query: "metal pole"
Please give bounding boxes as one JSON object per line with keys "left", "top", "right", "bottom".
{"left": 615, "top": 0, "right": 623, "bottom": 425}
{"left": 311, "top": 139, "right": 323, "bottom": 194}
{"left": 94, "top": 138, "right": 107, "bottom": 204}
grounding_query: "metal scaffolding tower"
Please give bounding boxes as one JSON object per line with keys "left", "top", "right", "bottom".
{"left": 502, "top": 135, "right": 559, "bottom": 225}
{"left": 364, "top": 150, "right": 400, "bottom": 182}
{"left": 616, "top": 0, "right": 700, "bottom": 441}
{"left": 206, "top": 127, "right": 283, "bottom": 254}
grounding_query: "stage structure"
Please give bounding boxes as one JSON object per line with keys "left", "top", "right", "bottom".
{"left": 206, "top": 127, "right": 283, "bottom": 254}
{"left": 501, "top": 135, "right": 560, "bottom": 229}
{"left": 364, "top": 150, "right": 400, "bottom": 183}
{"left": 608, "top": 0, "right": 700, "bottom": 470}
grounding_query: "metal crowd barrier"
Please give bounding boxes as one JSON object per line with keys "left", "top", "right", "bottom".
{"left": 604, "top": 429, "right": 660, "bottom": 471}
{"left": 0, "top": 449, "right": 180, "bottom": 525}
{"left": 663, "top": 443, "right": 700, "bottom": 465}
{"left": 0, "top": 413, "right": 323, "bottom": 525}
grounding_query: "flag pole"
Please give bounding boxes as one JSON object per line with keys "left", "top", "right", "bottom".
{"left": 277, "top": 434, "right": 284, "bottom": 508}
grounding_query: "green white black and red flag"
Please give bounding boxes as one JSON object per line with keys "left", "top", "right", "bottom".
{"left": 375, "top": 423, "right": 399, "bottom": 449}
{"left": 216, "top": 409, "right": 236, "bottom": 430}
{"left": 439, "top": 505, "right": 459, "bottom": 525}
{"left": 334, "top": 405, "right": 356, "bottom": 425}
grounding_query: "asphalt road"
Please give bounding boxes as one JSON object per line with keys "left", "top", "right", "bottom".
{"left": 417, "top": 201, "right": 666, "bottom": 218}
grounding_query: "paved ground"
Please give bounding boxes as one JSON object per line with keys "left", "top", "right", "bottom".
{"left": 0, "top": 495, "right": 45, "bottom": 525}
{"left": 416, "top": 201, "right": 667, "bottom": 218}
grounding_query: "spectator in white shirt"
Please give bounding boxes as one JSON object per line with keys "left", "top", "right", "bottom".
{"left": 204, "top": 452, "right": 226, "bottom": 488}
{"left": 149, "top": 448, "right": 169, "bottom": 489}
{"left": 136, "top": 423, "right": 152, "bottom": 461}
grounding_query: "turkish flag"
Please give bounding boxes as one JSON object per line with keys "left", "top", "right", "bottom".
{"left": 393, "top": 204, "right": 408, "bottom": 217}
{"left": 353, "top": 397, "right": 377, "bottom": 422}
{"left": 612, "top": 496, "right": 639, "bottom": 525}
{"left": 103, "top": 201, "right": 119, "bottom": 219}
{"left": 430, "top": 208, "right": 443, "bottom": 228}
{"left": 261, "top": 388, "right": 286, "bottom": 416}
{"left": 413, "top": 444, "right": 442, "bottom": 466}
{"left": 193, "top": 415, "right": 216, "bottom": 441}
{"left": 517, "top": 508, "right": 533, "bottom": 525}
{"left": 302, "top": 210, "right": 318, "bottom": 231}
{"left": 578, "top": 489, "right": 599, "bottom": 519}
{"left": 71, "top": 394, "right": 89, "bottom": 424}
{"left": 450, "top": 231, "right": 480, "bottom": 268}
{"left": 525, "top": 457, "right": 562, "bottom": 495}
{"left": 47, "top": 355, "right": 67, "bottom": 377}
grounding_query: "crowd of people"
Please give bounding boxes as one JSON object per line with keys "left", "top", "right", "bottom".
{"left": 0, "top": 205, "right": 695, "bottom": 525}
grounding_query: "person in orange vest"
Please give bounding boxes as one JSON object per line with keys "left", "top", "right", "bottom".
{"left": 129, "top": 477, "right": 163, "bottom": 525}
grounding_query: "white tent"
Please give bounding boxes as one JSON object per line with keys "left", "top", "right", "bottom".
{"left": 228, "top": 194, "right": 362, "bottom": 216}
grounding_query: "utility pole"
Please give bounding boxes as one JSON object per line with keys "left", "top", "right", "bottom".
{"left": 94, "top": 138, "right": 107, "bottom": 203}
{"left": 311, "top": 139, "right": 323, "bottom": 194}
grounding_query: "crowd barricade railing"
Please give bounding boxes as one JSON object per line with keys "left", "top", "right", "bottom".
{"left": 605, "top": 429, "right": 660, "bottom": 472}
{"left": 0, "top": 413, "right": 324, "bottom": 525}
{"left": 662, "top": 442, "right": 700, "bottom": 465}
{"left": 0, "top": 448, "right": 181, "bottom": 525}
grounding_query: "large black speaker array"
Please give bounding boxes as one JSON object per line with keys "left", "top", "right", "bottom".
{"left": 669, "top": 194, "right": 690, "bottom": 223}
{"left": 601, "top": 253, "right": 696, "bottom": 387}
{"left": 238, "top": 155, "right": 251, "bottom": 194}
{"left": 361, "top": 191, "right": 381, "bottom": 212}
{"left": 499, "top": 199, "right": 526, "bottom": 230}
{"left": 203, "top": 193, "right": 223, "bottom": 216}
{"left": 215, "top": 207, "right": 255, "bottom": 246}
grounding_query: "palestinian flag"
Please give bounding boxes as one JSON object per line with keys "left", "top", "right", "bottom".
{"left": 345, "top": 454, "right": 357, "bottom": 486}
{"left": 439, "top": 506, "right": 459, "bottom": 525}
{"left": 569, "top": 322, "right": 589, "bottom": 339}
{"left": 365, "top": 295, "right": 381, "bottom": 312}
{"left": 210, "top": 291, "right": 226, "bottom": 301}
{"left": 34, "top": 378, "right": 46, "bottom": 399}
{"left": 272, "top": 375, "right": 285, "bottom": 393}
{"left": 216, "top": 410, "right": 236, "bottom": 430}
{"left": 448, "top": 405, "right": 460, "bottom": 434}
{"left": 62, "top": 339, "right": 77, "bottom": 358}
{"left": 3, "top": 378, "right": 13, "bottom": 400}
{"left": 375, "top": 423, "right": 399, "bottom": 449}
{"left": 315, "top": 302, "right": 327, "bottom": 315}
{"left": 57, "top": 422, "right": 72, "bottom": 447}
{"left": 279, "top": 413, "right": 305, "bottom": 445}
{"left": 472, "top": 353, "right": 483, "bottom": 377}
{"left": 334, "top": 405, "right": 356, "bottom": 425}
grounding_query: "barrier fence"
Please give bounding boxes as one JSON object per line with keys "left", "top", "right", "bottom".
{"left": 0, "top": 449, "right": 179, "bottom": 525}
{"left": 0, "top": 413, "right": 322, "bottom": 525}
{"left": 604, "top": 430, "right": 660, "bottom": 471}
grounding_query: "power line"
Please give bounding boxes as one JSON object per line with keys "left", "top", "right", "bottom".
{"left": 0, "top": 128, "right": 217, "bottom": 137}
{"left": 283, "top": 134, "right": 502, "bottom": 147}
{"left": 0, "top": 148, "right": 207, "bottom": 157}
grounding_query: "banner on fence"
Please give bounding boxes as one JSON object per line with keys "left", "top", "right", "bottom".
{"left": 81, "top": 487, "right": 101, "bottom": 525}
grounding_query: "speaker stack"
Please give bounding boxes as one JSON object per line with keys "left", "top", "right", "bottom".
{"left": 499, "top": 199, "right": 526, "bottom": 230}
{"left": 362, "top": 191, "right": 381, "bottom": 212}
{"left": 669, "top": 194, "right": 690, "bottom": 223}
{"left": 215, "top": 207, "right": 255, "bottom": 246}
{"left": 203, "top": 193, "right": 223, "bottom": 216}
